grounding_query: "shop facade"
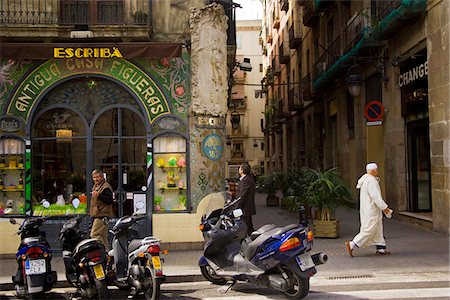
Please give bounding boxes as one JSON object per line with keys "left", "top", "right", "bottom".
{"left": 0, "top": 3, "right": 232, "bottom": 253}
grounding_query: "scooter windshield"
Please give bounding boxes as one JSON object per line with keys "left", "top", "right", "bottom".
{"left": 200, "top": 191, "right": 229, "bottom": 219}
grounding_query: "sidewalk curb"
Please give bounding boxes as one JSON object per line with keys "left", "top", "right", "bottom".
{"left": 0, "top": 274, "right": 205, "bottom": 291}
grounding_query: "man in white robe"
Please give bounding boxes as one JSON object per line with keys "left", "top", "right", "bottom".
{"left": 345, "top": 163, "right": 393, "bottom": 257}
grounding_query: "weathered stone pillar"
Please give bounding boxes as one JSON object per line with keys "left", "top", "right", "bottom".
{"left": 189, "top": 3, "right": 228, "bottom": 210}
{"left": 427, "top": 0, "right": 450, "bottom": 234}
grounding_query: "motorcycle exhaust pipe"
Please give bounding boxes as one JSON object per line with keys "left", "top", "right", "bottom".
{"left": 311, "top": 252, "right": 328, "bottom": 265}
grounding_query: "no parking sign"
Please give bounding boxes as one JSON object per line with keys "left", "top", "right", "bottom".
{"left": 364, "top": 101, "right": 384, "bottom": 125}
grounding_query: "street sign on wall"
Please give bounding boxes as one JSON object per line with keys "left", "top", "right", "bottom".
{"left": 364, "top": 100, "right": 384, "bottom": 125}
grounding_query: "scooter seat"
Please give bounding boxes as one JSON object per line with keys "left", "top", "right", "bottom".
{"left": 242, "top": 224, "right": 299, "bottom": 260}
{"left": 128, "top": 239, "right": 143, "bottom": 253}
{"left": 250, "top": 224, "right": 276, "bottom": 241}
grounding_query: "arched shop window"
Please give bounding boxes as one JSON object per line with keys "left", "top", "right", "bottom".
{"left": 153, "top": 135, "right": 187, "bottom": 212}
{"left": 31, "top": 108, "right": 87, "bottom": 216}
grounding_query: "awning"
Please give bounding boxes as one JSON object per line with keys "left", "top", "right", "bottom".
{"left": 0, "top": 42, "right": 183, "bottom": 59}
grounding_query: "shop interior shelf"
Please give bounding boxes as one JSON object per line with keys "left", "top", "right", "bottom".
{"left": 0, "top": 167, "right": 25, "bottom": 170}
{"left": 157, "top": 166, "right": 186, "bottom": 169}
{"left": 1, "top": 188, "right": 24, "bottom": 192}
{"left": 162, "top": 187, "right": 186, "bottom": 190}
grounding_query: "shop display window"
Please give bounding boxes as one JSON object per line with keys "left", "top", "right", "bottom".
{"left": 153, "top": 136, "right": 187, "bottom": 212}
{"left": 31, "top": 109, "right": 87, "bottom": 216}
{"left": 0, "top": 137, "right": 26, "bottom": 215}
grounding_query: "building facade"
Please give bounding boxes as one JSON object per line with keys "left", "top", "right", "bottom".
{"left": 261, "top": 0, "right": 449, "bottom": 234}
{"left": 225, "top": 19, "right": 266, "bottom": 180}
{"left": 0, "top": 0, "right": 239, "bottom": 254}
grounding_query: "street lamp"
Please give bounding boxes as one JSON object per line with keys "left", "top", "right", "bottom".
{"left": 230, "top": 110, "right": 240, "bottom": 130}
{"left": 347, "top": 65, "right": 362, "bottom": 97}
{"left": 238, "top": 58, "right": 252, "bottom": 72}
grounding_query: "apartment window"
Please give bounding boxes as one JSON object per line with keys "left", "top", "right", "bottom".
{"left": 60, "top": 0, "right": 125, "bottom": 25}
{"left": 260, "top": 64, "right": 263, "bottom": 72}
{"left": 237, "top": 34, "right": 242, "bottom": 49}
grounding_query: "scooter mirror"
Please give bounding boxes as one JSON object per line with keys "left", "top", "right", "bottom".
{"left": 232, "top": 209, "right": 243, "bottom": 218}
{"left": 9, "top": 218, "right": 17, "bottom": 225}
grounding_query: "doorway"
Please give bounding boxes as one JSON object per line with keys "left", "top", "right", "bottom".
{"left": 407, "top": 120, "right": 432, "bottom": 212}
{"left": 31, "top": 78, "right": 149, "bottom": 219}
{"left": 92, "top": 107, "right": 147, "bottom": 217}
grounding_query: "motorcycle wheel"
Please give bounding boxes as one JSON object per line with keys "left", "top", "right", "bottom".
{"left": 200, "top": 265, "right": 227, "bottom": 285}
{"left": 143, "top": 267, "right": 160, "bottom": 300}
{"left": 93, "top": 278, "right": 110, "bottom": 300}
{"left": 280, "top": 266, "right": 310, "bottom": 300}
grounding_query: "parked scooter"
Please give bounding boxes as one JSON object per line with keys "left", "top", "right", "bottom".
{"left": 59, "top": 215, "right": 110, "bottom": 299}
{"left": 107, "top": 214, "right": 165, "bottom": 300}
{"left": 10, "top": 216, "right": 57, "bottom": 298}
{"left": 198, "top": 197, "right": 328, "bottom": 300}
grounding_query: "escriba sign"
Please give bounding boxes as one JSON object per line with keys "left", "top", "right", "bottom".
{"left": 7, "top": 58, "right": 171, "bottom": 123}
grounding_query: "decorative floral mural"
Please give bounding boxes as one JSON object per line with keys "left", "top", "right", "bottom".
{"left": 137, "top": 51, "right": 190, "bottom": 121}
{"left": 0, "top": 58, "right": 34, "bottom": 110}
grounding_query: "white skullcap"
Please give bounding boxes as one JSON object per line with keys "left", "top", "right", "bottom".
{"left": 366, "top": 163, "right": 378, "bottom": 171}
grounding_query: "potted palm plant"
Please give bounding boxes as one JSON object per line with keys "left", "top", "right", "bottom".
{"left": 257, "top": 175, "right": 279, "bottom": 206}
{"left": 302, "top": 167, "right": 355, "bottom": 238}
{"left": 280, "top": 168, "right": 310, "bottom": 212}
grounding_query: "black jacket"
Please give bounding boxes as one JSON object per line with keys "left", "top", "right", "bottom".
{"left": 236, "top": 174, "right": 256, "bottom": 216}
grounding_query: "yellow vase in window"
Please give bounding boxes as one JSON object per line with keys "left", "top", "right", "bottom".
{"left": 9, "top": 160, "right": 16, "bottom": 168}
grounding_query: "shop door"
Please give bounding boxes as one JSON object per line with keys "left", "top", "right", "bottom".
{"left": 407, "top": 121, "right": 432, "bottom": 212}
{"left": 92, "top": 107, "right": 147, "bottom": 217}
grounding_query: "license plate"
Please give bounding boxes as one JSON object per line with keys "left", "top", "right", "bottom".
{"left": 296, "top": 253, "right": 315, "bottom": 271}
{"left": 25, "top": 259, "right": 46, "bottom": 275}
{"left": 93, "top": 264, "right": 105, "bottom": 279}
{"left": 151, "top": 256, "right": 162, "bottom": 271}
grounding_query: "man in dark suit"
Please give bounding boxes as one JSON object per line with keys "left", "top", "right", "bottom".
{"left": 236, "top": 163, "right": 256, "bottom": 235}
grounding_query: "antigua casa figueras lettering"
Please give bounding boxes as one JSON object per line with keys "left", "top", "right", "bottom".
{"left": 54, "top": 47, "right": 123, "bottom": 59}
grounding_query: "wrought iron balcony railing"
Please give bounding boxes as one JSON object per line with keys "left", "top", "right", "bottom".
{"left": 289, "top": 21, "right": 302, "bottom": 49}
{"left": 0, "top": 0, "right": 151, "bottom": 25}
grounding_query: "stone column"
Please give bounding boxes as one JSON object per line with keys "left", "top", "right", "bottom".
{"left": 427, "top": 0, "right": 450, "bottom": 234}
{"left": 189, "top": 3, "right": 228, "bottom": 210}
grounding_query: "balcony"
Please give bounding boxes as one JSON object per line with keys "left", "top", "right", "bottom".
{"left": 0, "top": 0, "right": 152, "bottom": 40}
{"left": 289, "top": 21, "right": 302, "bottom": 49}
{"left": 0, "top": 0, "right": 150, "bottom": 25}
{"left": 271, "top": 57, "right": 282, "bottom": 76}
{"left": 371, "top": 0, "right": 426, "bottom": 40}
{"left": 314, "top": 54, "right": 326, "bottom": 81}
{"left": 273, "top": 17, "right": 280, "bottom": 29}
{"left": 374, "top": 0, "right": 402, "bottom": 20}
{"left": 229, "top": 97, "right": 247, "bottom": 110}
{"left": 302, "top": 73, "right": 312, "bottom": 98}
{"left": 275, "top": 99, "right": 285, "bottom": 119}
{"left": 231, "top": 151, "right": 244, "bottom": 159}
{"left": 287, "top": 87, "right": 302, "bottom": 111}
{"left": 314, "top": 34, "right": 341, "bottom": 80}
{"left": 229, "top": 125, "right": 249, "bottom": 137}
{"left": 301, "top": 0, "right": 334, "bottom": 27}
{"left": 342, "top": 8, "right": 372, "bottom": 53}
{"left": 265, "top": 67, "right": 274, "bottom": 84}
{"left": 279, "top": 38, "right": 290, "bottom": 65}
{"left": 301, "top": 0, "right": 317, "bottom": 27}
{"left": 280, "top": 0, "right": 289, "bottom": 12}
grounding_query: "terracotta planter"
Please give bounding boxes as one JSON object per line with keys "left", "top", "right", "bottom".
{"left": 266, "top": 195, "right": 279, "bottom": 206}
{"left": 313, "top": 219, "right": 340, "bottom": 238}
